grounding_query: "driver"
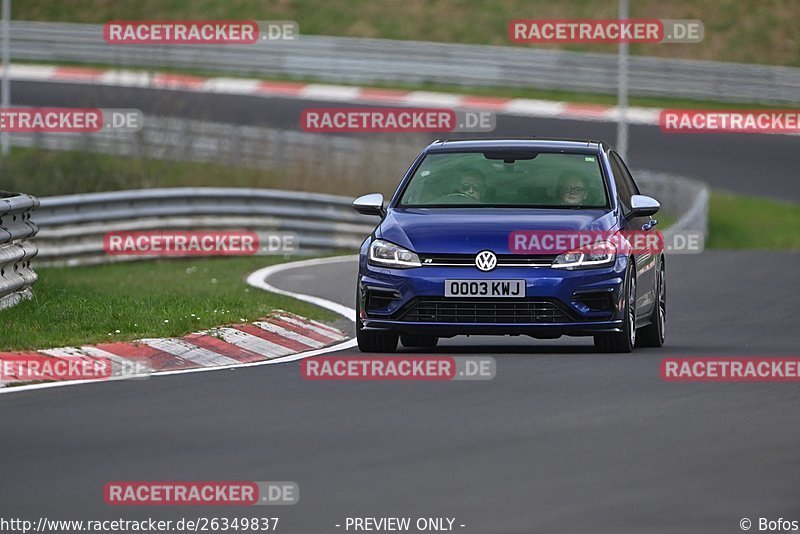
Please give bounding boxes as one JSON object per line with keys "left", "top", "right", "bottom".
{"left": 456, "top": 169, "right": 486, "bottom": 201}
{"left": 557, "top": 171, "right": 589, "bottom": 206}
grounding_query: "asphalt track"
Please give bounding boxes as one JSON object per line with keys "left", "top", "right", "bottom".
{"left": 1, "top": 79, "right": 799, "bottom": 533}
{"left": 12, "top": 79, "right": 800, "bottom": 201}
{"left": 1, "top": 252, "right": 800, "bottom": 534}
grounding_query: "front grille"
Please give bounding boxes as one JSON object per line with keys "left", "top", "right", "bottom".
{"left": 419, "top": 253, "right": 555, "bottom": 268}
{"left": 396, "top": 298, "right": 574, "bottom": 323}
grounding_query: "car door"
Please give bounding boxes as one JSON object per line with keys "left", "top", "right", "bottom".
{"left": 609, "top": 151, "right": 657, "bottom": 321}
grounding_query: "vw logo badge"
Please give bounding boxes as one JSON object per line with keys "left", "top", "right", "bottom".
{"left": 475, "top": 250, "right": 497, "bottom": 272}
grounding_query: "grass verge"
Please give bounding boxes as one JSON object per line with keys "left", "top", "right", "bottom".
{"left": 0, "top": 147, "right": 293, "bottom": 197}
{"left": 0, "top": 256, "right": 339, "bottom": 351}
{"left": 707, "top": 191, "right": 800, "bottom": 250}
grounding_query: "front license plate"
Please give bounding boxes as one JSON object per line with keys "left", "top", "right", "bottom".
{"left": 444, "top": 279, "right": 526, "bottom": 298}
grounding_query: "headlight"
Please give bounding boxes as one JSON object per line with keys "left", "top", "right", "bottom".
{"left": 552, "top": 241, "right": 616, "bottom": 269}
{"left": 368, "top": 239, "right": 421, "bottom": 268}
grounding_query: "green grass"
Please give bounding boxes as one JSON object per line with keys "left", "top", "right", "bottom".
{"left": 14, "top": 0, "right": 800, "bottom": 67}
{"left": 0, "top": 147, "right": 293, "bottom": 197}
{"left": 0, "top": 256, "right": 338, "bottom": 351}
{"left": 0, "top": 136, "right": 416, "bottom": 199}
{"left": 363, "top": 81, "right": 798, "bottom": 111}
{"left": 654, "top": 214, "right": 676, "bottom": 229}
{"left": 707, "top": 191, "right": 800, "bottom": 249}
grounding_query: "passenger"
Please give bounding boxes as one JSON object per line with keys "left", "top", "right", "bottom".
{"left": 557, "top": 171, "right": 589, "bottom": 206}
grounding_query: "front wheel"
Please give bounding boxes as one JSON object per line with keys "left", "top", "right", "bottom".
{"left": 594, "top": 263, "right": 636, "bottom": 353}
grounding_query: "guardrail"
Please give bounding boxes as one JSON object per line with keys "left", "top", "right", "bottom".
{"left": 10, "top": 117, "right": 714, "bottom": 229}
{"left": 10, "top": 117, "right": 397, "bottom": 170}
{"left": 4, "top": 21, "right": 799, "bottom": 104}
{"left": 34, "top": 188, "right": 376, "bottom": 266}
{"left": 636, "top": 172, "right": 709, "bottom": 239}
{"left": 10, "top": 116, "right": 425, "bottom": 197}
{"left": 0, "top": 192, "right": 40, "bottom": 309}
{"left": 33, "top": 176, "right": 707, "bottom": 267}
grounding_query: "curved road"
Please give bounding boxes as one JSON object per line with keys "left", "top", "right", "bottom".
{"left": 12, "top": 79, "right": 800, "bottom": 201}
{"left": 2, "top": 252, "right": 799, "bottom": 533}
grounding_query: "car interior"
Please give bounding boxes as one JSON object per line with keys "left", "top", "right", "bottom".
{"left": 403, "top": 154, "right": 608, "bottom": 207}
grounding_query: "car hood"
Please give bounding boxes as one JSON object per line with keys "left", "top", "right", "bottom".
{"left": 378, "top": 208, "right": 617, "bottom": 254}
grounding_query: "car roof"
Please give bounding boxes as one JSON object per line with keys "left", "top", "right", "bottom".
{"left": 425, "top": 138, "right": 607, "bottom": 153}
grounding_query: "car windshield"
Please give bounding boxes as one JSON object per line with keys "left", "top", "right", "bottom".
{"left": 397, "top": 151, "right": 608, "bottom": 208}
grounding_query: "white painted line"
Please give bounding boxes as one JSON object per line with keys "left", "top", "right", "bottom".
{"left": 252, "top": 321, "right": 325, "bottom": 348}
{"left": 203, "top": 77, "right": 261, "bottom": 94}
{"left": 7, "top": 64, "right": 57, "bottom": 80}
{"left": 211, "top": 327, "right": 295, "bottom": 357}
{"left": 615, "top": 107, "right": 662, "bottom": 125}
{"left": 246, "top": 256, "right": 358, "bottom": 323}
{"left": 405, "top": 91, "right": 463, "bottom": 107}
{"left": 300, "top": 84, "right": 361, "bottom": 101}
{"left": 142, "top": 338, "right": 240, "bottom": 367}
{"left": 504, "top": 99, "right": 566, "bottom": 117}
{"left": 99, "top": 69, "right": 153, "bottom": 87}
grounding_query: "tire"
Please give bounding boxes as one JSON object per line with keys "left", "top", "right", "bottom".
{"left": 594, "top": 262, "right": 636, "bottom": 353}
{"left": 400, "top": 334, "right": 439, "bottom": 348}
{"left": 356, "top": 284, "right": 399, "bottom": 353}
{"left": 636, "top": 257, "right": 666, "bottom": 348}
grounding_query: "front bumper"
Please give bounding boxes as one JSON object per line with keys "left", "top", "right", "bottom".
{"left": 358, "top": 258, "right": 627, "bottom": 337}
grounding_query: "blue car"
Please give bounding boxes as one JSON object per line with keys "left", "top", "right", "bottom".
{"left": 352, "top": 139, "right": 666, "bottom": 353}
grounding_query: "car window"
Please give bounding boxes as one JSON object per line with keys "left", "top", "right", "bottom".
{"left": 398, "top": 151, "right": 608, "bottom": 208}
{"left": 612, "top": 152, "right": 640, "bottom": 195}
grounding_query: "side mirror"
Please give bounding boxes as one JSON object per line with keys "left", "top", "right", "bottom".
{"left": 353, "top": 193, "right": 386, "bottom": 217}
{"left": 626, "top": 194, "right": 660, "bottom": 219}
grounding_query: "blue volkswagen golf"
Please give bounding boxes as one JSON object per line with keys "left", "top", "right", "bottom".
{"left": 353, "top": 139, "right": 666, "bottom": 353}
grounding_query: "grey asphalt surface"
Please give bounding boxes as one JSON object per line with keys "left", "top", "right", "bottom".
{"left": 2, "top": 252, "right": 799, "bottom": 534}
{"left": 2, "top": 78, "right": 800, "bottom": 533}
{"left": 12, "top": 80, "right": 800, "bottom": 201}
